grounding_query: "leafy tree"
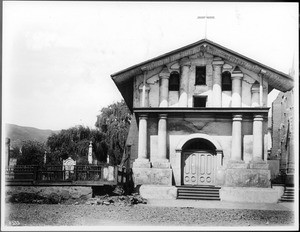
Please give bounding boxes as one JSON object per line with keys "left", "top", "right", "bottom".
{"left": 95, "top": 100, "right": 131, "bottom": 165}
{"left": 46, "top": 125, "right": 107, "bottom": 165}
{"left": 17, "top": 140, "right": 47, "bottom": 166}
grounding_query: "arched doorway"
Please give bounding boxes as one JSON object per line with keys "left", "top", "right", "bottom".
{"left": 181, "top": 138, "right": 218, "bottom": 186}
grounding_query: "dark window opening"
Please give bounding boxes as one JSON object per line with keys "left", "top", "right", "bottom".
{"left": 193, "top": 96, "right": 207, "bottom": 107}
{"left": 169, "top": 71, "right": 180, "bottom": 91}
{"left": 222, "top": 71, "right": 232, "bottom": 91}
{"left": 195, "top": 66, "right": 206, "bottom": 85}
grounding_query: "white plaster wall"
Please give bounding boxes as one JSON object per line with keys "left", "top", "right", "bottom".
{"left": 263, "top": 78, "right": 268, "bottom": 107}
{"left": 241, "top": 73, "right": 254, "bottom": 107}
{"left": 222, "top": 91, "right": 232, "bottom": 107}
{"left": 169, "top": 91, "right": 179, "bottom": 107}
{"left": 150, "top": 135, "right": 158, "bottom": 161}
{"left": 243, "top": 135, "right": 253, "bottom": 163}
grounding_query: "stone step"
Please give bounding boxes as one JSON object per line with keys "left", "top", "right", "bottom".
{"left": 178, "top": 189, "right": 219, "bottom": 193}
{"left": 284, "top": 190, "right": 294, "bottom": 193}
{"left": 281, "top": 195, "right": 294, "bottom": 199}
{"left": 178, "top": 192, "right": 219, "bottom": 196}
{"left": 283, "top": 193, "right": 294, "bottom": 196}
{"left": 177, "top": 185, "right": 220, "bottom": 201}
{"left": 279, "top": 199, "right": 294, "bottom": 202}
{"left": 177, "top": 196, "right": 220, "bottom": 200}
{"left": 177, "top": 185, "right": 221, "bottom": 189}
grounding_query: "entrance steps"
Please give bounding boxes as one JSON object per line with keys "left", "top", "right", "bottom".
{"left": 279, "top": 186, "right": 295, "bottom": 202}
{"left": 177, "top": 185, "right": 220, "bottom": 201}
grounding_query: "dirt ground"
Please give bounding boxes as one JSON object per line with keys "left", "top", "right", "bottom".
{"left": 4, "top": 202, "right": 295, "bottom": 228}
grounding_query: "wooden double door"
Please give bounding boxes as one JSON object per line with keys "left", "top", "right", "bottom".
{"left": 182, "top": 151, "right": 216, "bottom": 185}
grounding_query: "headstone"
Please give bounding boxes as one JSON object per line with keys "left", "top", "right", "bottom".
{"left": 63, "top": 157, "right": 76, "bottom": 180}
{"left": 88, "top": 141, "right": 93, "bottom": 164}
{"left": 44, "top": 151, "right": 47, "bottom": 165}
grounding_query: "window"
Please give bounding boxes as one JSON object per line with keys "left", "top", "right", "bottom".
{"left": 193, "top": 96, "right": 207, "bottom": 107}
{"left": 195, "top": 66, "right": 206, "bottom": 85}
{"left": 222, "top": 71, "right": 232, "bottom": 91}
{"left": 169, "top": 71, "right": 180, "bottom": 91}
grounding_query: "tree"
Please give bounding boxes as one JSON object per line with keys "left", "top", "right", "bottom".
{"left": 95, "top": 100, "right": 131, "bottom": 165}
{"left": 17, "top": 140, "right": 47, "bottom": 166}
{"left": 46, "top": 125, "right": 107, "bottom": 165}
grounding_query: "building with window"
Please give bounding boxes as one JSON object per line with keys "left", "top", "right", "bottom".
{"left": 111, "top": 39, "right": 294, "bottom": 203}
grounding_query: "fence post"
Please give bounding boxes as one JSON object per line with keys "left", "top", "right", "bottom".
{"left": 74, "top": 165, "right": 77, "bottom": 181}
{"left": 34, "top": 165, "right": 39, "bottom": 181}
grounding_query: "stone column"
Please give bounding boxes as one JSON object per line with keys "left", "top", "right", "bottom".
{"left": 252, "top": 114, "right": 264, "bottom": 161}
{"left": 139, "top": 84, "right": 150, "bottom": 107}
{"left": 231, "top": 114, "right": 243, "bottom": 161}
{"left": 152, "top": 114, "right": 170, "bottom": 168}
{"left": 179, "top": 58, "right": 190, "bottom": 107}
{"left": 212, "top": 57, "right": 224, "bottom": 107}
{"left": 133, "top": 114, "right": 150, "bottom": 168}
{"left": 159, "top": 67, "right": 170, "bottom": 107}
{"left": 251, "top": 83, "right": 260, "bottom": 107}
{"left": 231, "top": 67, "right": 243, "bottom": 107}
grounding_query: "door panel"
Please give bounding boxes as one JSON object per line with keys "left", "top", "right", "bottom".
{"left": 183, "top": 152, "right": 215, "bottom": 185}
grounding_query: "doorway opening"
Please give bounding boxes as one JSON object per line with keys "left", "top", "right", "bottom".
{"left": 182, "top": 138, "right": 217, "bottom": 186}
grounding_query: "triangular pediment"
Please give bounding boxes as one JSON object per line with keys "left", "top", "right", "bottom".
{"left": 111, "top": 39, "right": 294, "bottom": 110}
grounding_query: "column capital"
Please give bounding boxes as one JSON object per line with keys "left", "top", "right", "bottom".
{"left": 212, "top": 57, "right": 224, "bottom": 66}
{"left": 159, "top": 113, "right": 168, "bottom": 119}
{"left": 251, "top": 84, "right": 260, "bottom": 93}
{"left": 232, "top": 114, "right": 243, "bottom": 121}
{"left": 139, "top": 114, "right": 148, "bottom": 120}
{"left": 231, "top": 66, "right": 243, "bottom": 79}
{"left": 253, "top": 114, "right": 264, "bottom": 121}
{"left": 159, "top": 67, "right": 170, "bottom": 79}
{"left": 139, "top": 84, "right": 150, "bottom": 91}
{"left": 231, "top": 73, "right": 244, "bottom": 80}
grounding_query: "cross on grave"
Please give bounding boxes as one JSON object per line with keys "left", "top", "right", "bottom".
{"left": 197, "top": 14, "right": 215, "bottom": 39}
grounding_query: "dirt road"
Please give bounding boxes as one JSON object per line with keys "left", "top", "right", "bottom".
{"left": 4, "top": 202, "right": 295, "bottom": 228}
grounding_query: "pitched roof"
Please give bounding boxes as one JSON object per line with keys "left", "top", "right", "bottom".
{"left": 111, "top": 39, "right": 294, "bottom": 109}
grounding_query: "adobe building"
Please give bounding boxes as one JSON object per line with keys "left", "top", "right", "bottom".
{"left": 270, "top": 89, "right": 294, "bottom": 185}
{"left": 111, "top": 39, "right": 294, "bottom": 203}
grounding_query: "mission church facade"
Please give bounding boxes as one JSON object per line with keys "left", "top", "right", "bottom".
{"left": 111, "top": 39, "right": 293, "bottom": 203}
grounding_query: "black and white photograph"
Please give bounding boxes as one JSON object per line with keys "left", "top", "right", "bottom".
{"left": 1, "top": 1, "right": 298, "bottom": 231}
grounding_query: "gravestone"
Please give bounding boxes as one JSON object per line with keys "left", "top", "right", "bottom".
{"left": 88, "top": 141, "right": 93, "bottom": 164}
{"left": 63, "top": 157, "right": 76, "bottom": 180}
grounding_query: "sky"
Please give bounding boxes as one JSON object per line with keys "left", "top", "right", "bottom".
{"left": 2, "top": 1, "right": 298, "bottom": 130}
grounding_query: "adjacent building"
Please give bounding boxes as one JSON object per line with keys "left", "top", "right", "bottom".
{"left": 111, "top": 39, "right": 294, "bottom": 203}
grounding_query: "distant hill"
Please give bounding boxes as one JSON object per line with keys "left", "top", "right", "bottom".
{"left": 5, "top": 123, "right": 59, "bottom": 148}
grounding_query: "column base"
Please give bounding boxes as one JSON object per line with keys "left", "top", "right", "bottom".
{"left": 249, "top": 161, "right": 269, "bottom": 169}
{"left": 132, "top": 168, "right": 172, "bottom": 186}
{"left": 151, "top": 159, "right": 170, "bottom": 169}
{"left": 132, "top": 158, "right": 151, "bottom": 168}
{"left": 226, "top": 160, "right": 249, "bottom": 169}
{"left": 224, "top": 168, "right": 271, "bottom": 187}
